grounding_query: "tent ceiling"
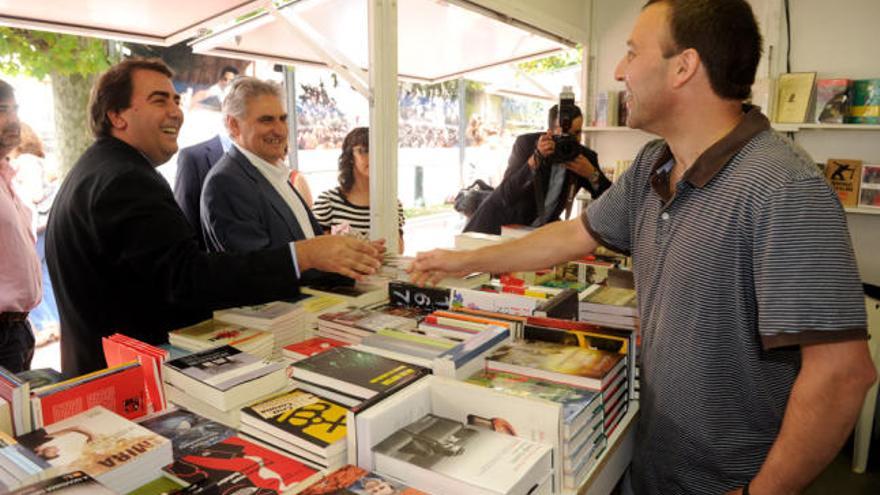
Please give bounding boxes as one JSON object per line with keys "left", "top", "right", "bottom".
{"left": 0, "top": 0, "right": 264, "bottom": 45}
{"left": 190, "top": 0, "right": 571, "bottom": 83}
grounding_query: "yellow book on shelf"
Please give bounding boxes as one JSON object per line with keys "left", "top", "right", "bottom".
{"left": 775, "top": 72, "right": 816, "bottom": 123}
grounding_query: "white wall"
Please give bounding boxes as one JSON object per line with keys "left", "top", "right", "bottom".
{"left": 584, "top": 0, "right": 880, "bottom": 285}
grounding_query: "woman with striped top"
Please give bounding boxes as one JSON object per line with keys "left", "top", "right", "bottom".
{"left": 313, "top": 127, "right": 405, "bottom": 253}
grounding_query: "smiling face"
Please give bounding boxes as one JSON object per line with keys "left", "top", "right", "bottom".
{"left": 109, "top": 69, "right": 183, "bottom": 165}
{"left": 614, "top": 2, "right": 677, "bottom": 132}
{"left": 228, "top": 93, "right": 288, "bottom": 164}
{"left": 0, "top": 94, "right": 21, "bottom": 158}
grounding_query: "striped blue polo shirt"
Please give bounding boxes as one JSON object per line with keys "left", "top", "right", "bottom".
{"left": 584, "top": 106, "right": 867, "bottom": 494}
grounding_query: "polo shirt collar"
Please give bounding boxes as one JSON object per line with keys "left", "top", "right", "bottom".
{"left": 649, "top": 104, "right": 770, "bottom": 198}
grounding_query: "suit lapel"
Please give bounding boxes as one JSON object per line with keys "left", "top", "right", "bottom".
{"left": 228, "top": 147, "right": 306, "bottom": 240}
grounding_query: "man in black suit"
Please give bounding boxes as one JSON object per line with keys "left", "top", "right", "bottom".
{"left": 174, "top": 133, "right": 225, "bottom": 250}
{"left": 46, "top": 58, "right": 383, "bottom": 377}
{"left": 463, "top": 104, "right": 611, "bottom": 234}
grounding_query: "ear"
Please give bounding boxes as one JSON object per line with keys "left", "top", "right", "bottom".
{"left": 226, "top": 114, "right": 240, "bottom": 139}
{"left": 107, "top": 109, "right": 127, "bottom": 131}
{"left": 671, "top": 47, "right": 700, "bottom": 89}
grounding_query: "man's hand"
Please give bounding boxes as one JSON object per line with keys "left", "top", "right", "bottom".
{"left": 565, "top": 153, "right": 598, "bottom": 180}
{"left": 528, "top": 131, "right": 555, "bottom": 171}
{"left": 407, "top": 249, "right": 472, "bottom": 286}
{"left": 295, "top": 235, "right": 383, "bottom": 280}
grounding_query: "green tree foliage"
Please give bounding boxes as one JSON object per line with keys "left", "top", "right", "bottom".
{"left": 517, "top": 47, "right": 583, "bottom": 74}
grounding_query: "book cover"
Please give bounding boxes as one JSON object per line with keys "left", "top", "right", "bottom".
{"left": 162, "top": 435, "right": 319, "bottom": 494}
{"left": 579, "top": 285, "right": 638, "bottom": 316}
{"left": 775, "top": 72, "right": 817, "bottom": 123}
{"left": 138, "top": 408, "right": 235, "bottom": 458}
{"left": 825, "top": 158, "right": 863, "bottom": 207}
{"left": 170, "top": 320, "right": 271, "bottom": 350}
{"left": 241, "top": 389, "right": 348, "bottom": 455}
{"left": 450, "top": 287, "right": 542, "bottom": 317}
{"left": 846, "top": 78, "right": 880, "bottom": 124}
{"left": 16, "top": 407, "right": 170, "bottom": 481}
{"left": 299, "top": 464, "right": 427, "bottom": 494}
{"left": 320, "top": 307, "right": 417, "bottom": 333}
{"left": 486, "top": 341, "right": 625, "bottom": 390}
{"left": 291, "top": 347, "right": 427, "bottom": 399}
{"left": 389, "top": 281, "right": 452, "bottom": 312}
{"left": 14, "top": 370, "right": 62, "bottom": 390}
{"left": 859, "top": 164, "right": 880, "bottom": 208}
{"left": 283, "top": 338, "right": 348, "bottom": 360}
{"left": 8, "top": 471, "right": 114, "bottom": 495}
{"left": 814, "top": 78, "right": 850, "bottom": 123}
{"left": 164, "top": 345, "right": 283, "bottom": 392}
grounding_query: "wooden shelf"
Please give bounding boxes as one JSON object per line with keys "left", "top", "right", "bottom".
{"left": 772, "top": 123, "right": 880, "bottom": 132}
{"left": 845, "top": 206, "right": 880, "bottom": 215}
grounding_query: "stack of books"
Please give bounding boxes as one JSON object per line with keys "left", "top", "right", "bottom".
{"left": 162, "top": 346, "right": 287, "bottom": 427}
{"left": 169, "top": 319, "right": 274, "bottom": 359}
{"left": 299, "top": 464, "right": 427, "bottom": 494}
{"left": 240, "top": 389, "right": 349, "bottom": 471}
{"left": 467, "top": 371, "right": 606, "bottom": 492}
{"left": 578, "top": 285, "right": 639, "bottom": 330}
{"left": 485, "top": 340, "right": 628, "bottom": 436}
{"left": 289, "top": 347, "right": 429, "bottom": 408}
{"left": 16, "top": 407, "right": 172, "bottom": 494}
{"left": 0, "top": 430, "right": 52, "bottom": 492}
{"left": 30, "top": 361, "right": 148, "bottom": 428}
{"left": 214, "top": 300, "right": 312, "bottom": 359}
{"left": 282, "top": 337, "right": 348, "bottom": 363}
{"left": 302, "top": 281, "right": 389, "bottom": 308}
{"left": 355, "top": 328, "right": 459, "bottom": 368}
{"left": 162, "top": 435, "right": 322, "bottom": 494}
{"left": 102, "top": 333, "right": 171, "bottom": 414}
{"left": 315, "top": 306, "right": 419, "bottom": 344}
{"left": 0, "top": 366, "right": 30, "bottom": 435}
{"left": 372, "top": 413, "right": 553, "bottom": 495}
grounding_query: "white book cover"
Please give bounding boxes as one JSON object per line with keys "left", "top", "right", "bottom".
{"left": 451, "top": 288, "right": 542, "bottom": 317}
{"left": 164, "top": 346, "right": 284, "bottom": 392}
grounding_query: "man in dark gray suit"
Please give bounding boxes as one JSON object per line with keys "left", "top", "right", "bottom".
{"left": 173, "top": 134, "right": 225, "bottom": 250}
{"left": 201, "top": 78, "right": 352, "bottom": 286}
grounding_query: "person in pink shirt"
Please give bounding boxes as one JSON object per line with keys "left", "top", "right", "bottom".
{"left": 0, "top": 78, "right": 40, "bottom": 372}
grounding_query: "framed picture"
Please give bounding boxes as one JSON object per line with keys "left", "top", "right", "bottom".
{"left": 858, "top": 164, "right": 880, "bottom": 209}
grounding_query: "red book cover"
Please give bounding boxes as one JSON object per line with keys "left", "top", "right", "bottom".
{"left": 163, "top": 435, "right": 319, "bottom": 493}
{"left": 104, "top": 334, "right": 168, "bottom": 413}
{"left": 35, "top": 364, "right": 147, "bottom": 426}
{"left": 283, "top": 337, "right": 347, "bottom": 358}
{"left": 526, "top": 315, "right": 601, "bottom": 332}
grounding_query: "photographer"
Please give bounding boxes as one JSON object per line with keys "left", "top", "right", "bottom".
{"left": 464, "top": 97, "right": 610, "bottom": 234}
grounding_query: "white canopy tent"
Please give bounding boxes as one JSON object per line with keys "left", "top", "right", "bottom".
{"left": 0, "top": 0, "right": 593, "bottom": 252}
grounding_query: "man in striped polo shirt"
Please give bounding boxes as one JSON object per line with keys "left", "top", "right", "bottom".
{"left": 409, "top": 1, "right": 876, "bottom": 493}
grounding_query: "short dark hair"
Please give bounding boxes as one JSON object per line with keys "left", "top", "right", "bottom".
{"left": 547, "top": 104, "right": 583, "bottom": 129}
{"left": 645, "top": 0, "right": 762, "bottom": 100}
{"left": 219, "top": 66, "right": 239, "bottom": 80}
{"left": 88, "top": 57, "right": 174, "bottom": 138}
{"left": 0, "top": 79, "right": 14, "bottom": 101}
{"left": 338, "top": 127, "right": 368, "bottom": 193}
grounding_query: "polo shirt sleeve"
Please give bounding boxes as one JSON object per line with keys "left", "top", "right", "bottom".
{"left": 753, "top": 175, "right": 867, "bottom": 349}
{"left": 581, "top": 160, "right": 639, "bottom": 255}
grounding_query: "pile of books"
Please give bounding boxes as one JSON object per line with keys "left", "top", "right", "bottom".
{"left": 162, "top": 346, "right": 288, "bottom": 427}
{"left": 169, "top": 319, "right": 274, "bottom": 359}
{"left": 372, "top": 413, "right": 553, "bottom": 495}
{"left": 302, "top": 281, "right": 389, "bottom": 308}
{"left": 102, "top": 333, "right": 170, "bottom": 414}
{"left": 0, "top": 430, "right": 52, "bottom": 492}
{"left": 289, "top": 347, "right": 429, "bottom": 408}
{"left": 240, "top": 389, "right": 349, "bottom": 471}
{"left": 16, "top": 407, "right": 172, "bottom": 494}
{"left": 315, "top": 306, "right": 419, "bottom": 344}
{"left": 0, "top": 366, "right": 30, "bottom": 436}
{"left": 215, "top": 300, "right": 313, "bottom": 359}
{"left": 578, "top": 284, "right": 639, "bottom": 330}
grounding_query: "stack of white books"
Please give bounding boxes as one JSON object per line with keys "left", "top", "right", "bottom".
{"left": 315, "top": 306, "right": 418, "bottom": 344}
{"left": 169, "top": 319, "right": 274, "bottom": 359}
{"left": 16, "top": 407, "right": 172, "bottom": 494}
{"left": 163, "top": 346, "right": 287, "bottom": 427}
{"left": 578, "top": 285, "right": 639, "bottom": 330}
{"left": 215, "top": 300, "right": 313, "bottom": 359}
{"left": 0, "top": 430, "right": 53, "bottom": 492}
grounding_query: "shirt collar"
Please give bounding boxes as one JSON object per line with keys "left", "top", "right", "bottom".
{"left": 232, "top": 142, "right": 286, "bottom": 180}
{"left": 0, "top": 156, "right": 14, "bottom": 184}
{"left": 219, "top": 132, "right": 233, "bottom": 153}
{"left": 649, "top": 104, "right": 770, "bottom": 198}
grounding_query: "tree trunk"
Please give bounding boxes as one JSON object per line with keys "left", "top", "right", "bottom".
{"left": 50, "top": 71, "right": 96, "bottom": 175}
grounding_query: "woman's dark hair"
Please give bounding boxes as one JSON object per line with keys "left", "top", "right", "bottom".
{"left": 338, "top": 127, "right": 368, "bottom": 193}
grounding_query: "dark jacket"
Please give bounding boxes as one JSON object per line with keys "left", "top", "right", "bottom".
{"left": 464, "top": 132, "right": 611, "bottom": 235}
{"left": 46, "top": 137, "right": 299, "bottom": 377}
{"left": 200, "top": 145, "right": 343, "bottom": 287}
{"left": 173, "top": 135, "right": 224, "bottom": 250}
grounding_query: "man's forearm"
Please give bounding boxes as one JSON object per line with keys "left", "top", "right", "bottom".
{"left": 749, "top": 341, "right": 876, "bottom": 494}
{"left": 461, "top": 218, "right": 597, "bottom": 275}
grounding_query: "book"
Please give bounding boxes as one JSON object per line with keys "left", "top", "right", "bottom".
{"left": 486, "top": 340, "right": 625, "bottom": 391}
{"left": 102, "top": 333, "right": 170, "bottom": 414}
{"left": 138, "top": 408, "right": 235, "bottom": 458}
{"left": 859, "top": 164, "right": 880, "bottom": 209}
{"left": 372, "top": 413, "right": 552, "bottom": 495}
{"left": 0, "top": 366, "right": 30, "bottom": 435}
{"left": 240, "top": 389, "right": 348, "bottom": 458}
{"left": 14, "top": 370, "right": 62, "bottom": 390}
{"left": 318, "top": 306, "right": 418, "bottom": 336}
{"left": 214, "top": 299, "right": 314, "bottom": 359}
{"left": 825, "top": 158, "right": 863, "bottom": 207}
{"left": 814, "top": 78, "right": 850, "bottom": 123}
{"left": 290, "top": 347, "right": 428, "bottom": 400}
{"left": 16, "top": 407, "right": 172, "bottom": 494}
{"left": 451, "top": 287, "right": 543, "bottom": 317}
{"left": 579, "top": 285, "right": 638, "bottom": 316}
{"left": 163, "top": 346, "right": 287, "bottom": 411}
{"left": 282, "top": 338, "right": 348, "bottom": 362}
{"left": 169, "top": 319, "right": 274, "bottom": 359}
{"left": 162, "top": 435, "right": 321, "bottom": 494}
{"left": 389, "top": 281, "right": 452, "bottom": 312}
{"left": 0, "top": 430, "right": 53, "bottom": 492}
{"left": 591, "top": 90, "right": 618, "bottom": 127}
{"left": 302, "top": 282, "right": 388, "bottom": 308}
{"left": 0, "top": 398, "right": 10, "bottom": 436}
{"left": 8, "top": 471, "right": 114, "bottom": 495}
{"left": 775, "top": 72, "right": 817, "bottom": 123}
{"left": 299, "top": 464, "right": 427, "bottom": 494}
{"left": 749, "top": 77, "right": 776, "bottom": 118}
{"left": 846, "top": 78, "right": 880, "bottom": 124}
